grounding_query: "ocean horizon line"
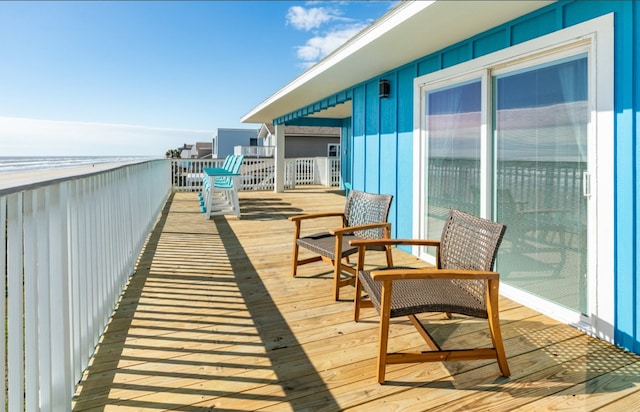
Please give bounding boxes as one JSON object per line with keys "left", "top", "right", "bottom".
{"left": 0, "top": 155, "right": 161, "bottom": 174}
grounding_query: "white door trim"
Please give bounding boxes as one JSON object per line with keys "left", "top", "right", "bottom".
{"left": 412, "top": 13, "right": 614, "bottom": 341}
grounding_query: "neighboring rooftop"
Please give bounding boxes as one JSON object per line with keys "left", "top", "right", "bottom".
{"left": 259, "top": 123, "right": 340, "bottom": 139}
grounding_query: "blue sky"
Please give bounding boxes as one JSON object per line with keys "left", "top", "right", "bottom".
{"left": 0, "top": 1, "right": 395, "bottom": 157}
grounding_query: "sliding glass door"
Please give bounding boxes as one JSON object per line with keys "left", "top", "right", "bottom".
{"left": 416, "top": 16, "right": 614, "bottom": 337}
{"left": 420, "top": 53, "right": 591, "bottom": 317}
{"left": 494, "top": 55, "right": 589, "bottom": 315}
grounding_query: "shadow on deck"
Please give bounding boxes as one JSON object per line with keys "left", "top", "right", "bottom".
{"left": 73, "top": 188, "right": 640, "bottom": 411}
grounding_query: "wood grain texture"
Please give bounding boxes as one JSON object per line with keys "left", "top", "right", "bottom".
{"left": 72, "top": 187, "right": 640, "bottom": 411}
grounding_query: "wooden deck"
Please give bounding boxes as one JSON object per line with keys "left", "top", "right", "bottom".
{"left": 73, "top": 187, "right": 640, "bottom": 411}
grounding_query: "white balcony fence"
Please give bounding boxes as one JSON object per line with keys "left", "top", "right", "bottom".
{"left": 233, "top": 145, "right": 275, "bottom": 158}
{"left": 0, "top": 157, "right": 339, "bottom": 409}
{"left": 0, "top": 160, "right": 170, "bottom": 410}
{"left": 171, "top": 157, "right": 341, "bottom": 192}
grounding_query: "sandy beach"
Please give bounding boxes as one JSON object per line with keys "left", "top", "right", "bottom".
{"left": 0, "top": 160, "right": 149, "bottom": 194}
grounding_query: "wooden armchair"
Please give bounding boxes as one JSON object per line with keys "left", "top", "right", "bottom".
{"left": 351, "top": 209, "right": 510, "bottom": 383}
{"left": 289, "top": 190, "right": 393, "bottom": 301}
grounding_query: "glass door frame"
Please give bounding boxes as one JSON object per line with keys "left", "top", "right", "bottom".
{"left": 492, "top": 50, "right": 590, "bottom": 318}
{"left": 412, "top": 14, "right": 614, "bottom": 341}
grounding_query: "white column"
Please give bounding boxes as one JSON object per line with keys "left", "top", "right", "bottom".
{"left": 274, "top": 124, "right": 285, "bottom": 193}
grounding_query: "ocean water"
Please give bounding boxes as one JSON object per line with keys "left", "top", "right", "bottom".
{"left": 0, "top": 156, "right": 159, "bottom": 174}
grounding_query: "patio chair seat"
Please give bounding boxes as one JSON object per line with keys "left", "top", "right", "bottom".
{"left": 352, "top": 209, "right": 509, "bottom": 384}
{"left": 289, "top": 189, "right": 393, "bottom": 301}
{"left": 358, "top": 269, "right": 487, "bottom": 319}
{"left": 297, "top": 232, "right": 390, "bottom": 261}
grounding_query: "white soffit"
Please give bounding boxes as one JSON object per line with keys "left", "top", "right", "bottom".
{"left": 242, "top": 0, "right": 556, "bottom": 124}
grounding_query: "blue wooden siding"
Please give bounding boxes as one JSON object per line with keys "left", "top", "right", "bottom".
{"left": 345, "top": 1, "right": 640, "bottom": 354}
{"left": 396, "top": 66, "right": 417, "bottom": 240}
{"left": 379, "top": 73, "right": 398, "bottom": 226}
{"left": 614, "top": 0, "right": 639, "bottom": 354}
{"left": 634, "top": 0, "right": 640, "bottom": 356}
{"left": 352, "top": 85, "right": 365, "bottom": 190}
{"left": 364, "top": 81, "right": 380, "bottom": 193}
{"left": 510, "top": 9, "right": 557, "bottom": 44}
{"left": 473, "top": 29, "right": 508, "bottom": 57}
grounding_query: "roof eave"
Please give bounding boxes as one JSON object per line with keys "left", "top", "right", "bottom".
{"left": 241, "top": 0, "right": 556, "bottom": 125}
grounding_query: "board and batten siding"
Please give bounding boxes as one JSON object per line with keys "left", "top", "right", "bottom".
{"left": 346, "top": 0, "right": 640, "bottom": 354}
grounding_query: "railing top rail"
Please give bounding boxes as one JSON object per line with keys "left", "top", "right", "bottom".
{"left": 0, "top": 159, "right": 163, "bottom": 197}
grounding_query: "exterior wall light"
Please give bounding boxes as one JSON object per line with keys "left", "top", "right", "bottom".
{"left": 379, "top": 79, "right": 390, "bottom": 98}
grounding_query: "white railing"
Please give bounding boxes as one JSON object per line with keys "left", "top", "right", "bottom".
{"left": 293, "top": 158, "right": 315, "bottom": 185}
{"left": 241, "top": 158, "right": 281, "bottom": 190}
{"left": 234, "top": 145, "right": 275, "bottom": 158}
{"left": 331, "top": 158, "right": 341, "bottom": 186}
{"left": 170, "top": 158, "right": 223, "bottom": 192}
{"left": 171, "top": 157, "right": 340, "bottom": 192}
{"left": 321, "top": 157, "right": 341, "bottom": 187}
{"left": 0, "top": 160, "right": 171, "bottom": 410}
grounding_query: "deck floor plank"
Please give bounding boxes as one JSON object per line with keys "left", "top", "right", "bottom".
{"left": 72, "top": 187, "right": 640, "bottom": 411}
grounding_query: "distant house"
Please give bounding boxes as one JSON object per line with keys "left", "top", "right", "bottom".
{"left": 193, "top": 142, "right": 212, "bottom": 159}
{"left": 178, "top": 143, "right": 193, "bottom": 159}
{"left": 178, "top": 142, "right": 212, "bottom": 159}
{"left": 258, "top": 123, "right": 340, "bottom": 158}
{"left": 212, "top": 128, "right": 259, "bottom": 159}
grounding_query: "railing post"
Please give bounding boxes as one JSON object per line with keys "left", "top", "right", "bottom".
{"left": 7, "top": 193, "right": 24, "bottom": 412}
{"left": 0, "top": 196, "right": 5, "bottom": 410}
{"left": 23, "top": 189, "right": 40, "bottom": 411}
{"left": 274, "top": 124, "right": 285, "bottom": 192}
{"left": 49, "top": 183, "right": 73, "bottom": 409}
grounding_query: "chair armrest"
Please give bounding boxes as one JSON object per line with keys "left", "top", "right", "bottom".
{"left": 330, "top": 222, "right": 391, "bottom": 235}
{"left": 289, "top": 212, "right": 345, "bottom": 222}
{"left": 349, "top": 238, "right": 441, "bottom": 248}
{"left": 370, "top": 268, "right": 499, "bottom": 281}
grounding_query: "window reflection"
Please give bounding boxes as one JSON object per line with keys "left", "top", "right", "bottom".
{"left": 495, "top": 55, "right": 588, "bottom": 315}
{"left": 423, "top": 55, "right": 589, "bottom": 315}
{"left": 425, "top": 80, "right": 481, "bottom": 240}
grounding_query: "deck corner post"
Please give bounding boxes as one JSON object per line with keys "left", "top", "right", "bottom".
{"left": 274, "top": 123, "right": 285, "bottom": 193}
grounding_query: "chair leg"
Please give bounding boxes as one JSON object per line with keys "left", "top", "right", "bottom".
{"left": 385, "top": 245, "right": 393, "bottom": 267}
{"left": 333, "top": 259, "right": 342, "bottom": 301}
{"left": 354, "top": 246, "right": 366, "bottom": 321}
{"left": 333, "top": 234, "right": 344, "bottom": 301}
{"left": 487, "top": 279, "right": 510, "bottom": 377}
{"left": 231, "top": 176, "right": 241, "bottom": 218}
{"left": 354, "top": 275, "right": 363, "bottom": 321}
{"left": 291, "top": 222, "right": 301, "bottom": 277}
{"left": 377, "top": 280, "right": 393, "bottom": 384}
{"left": 407, "top": 314, "right": 440, "bottom": 351}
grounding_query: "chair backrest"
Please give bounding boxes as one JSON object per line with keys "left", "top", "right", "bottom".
{"left": 438, "top": 209, "right": 506, "bottom": 271}
{"left": 216, "top": 155, "right": 244, "bottom": 187}
{"left": 221, "top": 155, "right": 234, "bottom": 170}
{"left": 229, "top": 155, "right": 244, "bottom": 174}
{"left": 343, "top": 190, "right": 393, "bottom": 239}
{"left": 438, "top": 209, "right": 506, "bottom": 304}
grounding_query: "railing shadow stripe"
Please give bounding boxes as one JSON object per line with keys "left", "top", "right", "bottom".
{"left": 211, "top": 214, "right": 341, "bottom": 410}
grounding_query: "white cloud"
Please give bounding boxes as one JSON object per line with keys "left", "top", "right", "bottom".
{"left": 295, "top": 24, "right": 367, "bottom": 66}
{"left": 286, "top": 5, "right": 349, "bottom": 31}
{"left": 0, "top": 116, "right": 212, "bottom": 157}
{"left": 287, "top": 3, "right": 377, "bottom": 67}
